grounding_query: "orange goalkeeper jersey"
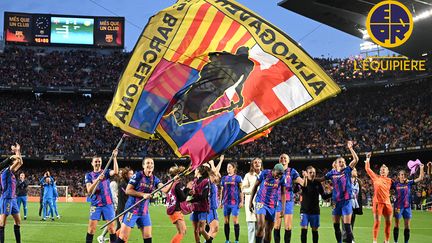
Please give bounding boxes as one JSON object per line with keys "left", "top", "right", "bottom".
{"left": 365, "top": 162, "right": 392, "bottom": 204}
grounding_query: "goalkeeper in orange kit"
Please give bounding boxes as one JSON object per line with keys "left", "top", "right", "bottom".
{"left": 364, "top": 152, "right": 392, "bottom": 243}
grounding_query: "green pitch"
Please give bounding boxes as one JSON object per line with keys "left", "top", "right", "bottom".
{"left": 5, "top": 202, "right": 432, "bottom": 242}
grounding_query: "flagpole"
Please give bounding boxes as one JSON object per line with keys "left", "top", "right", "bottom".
{"left": 89, "top": 134, "right": 127, "bottom": 197}
{"left": 99, "top": 168, "right": 190, "bottom": 230}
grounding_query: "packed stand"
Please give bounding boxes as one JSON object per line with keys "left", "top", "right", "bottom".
{"left": 0, "top": 47, "right": 129, "bottom": 88}
{"left": 1, "top": 48, "right": 429, "bottom": 88}
{"left": 0, "top": 80, "right": 431, "bottom": 158}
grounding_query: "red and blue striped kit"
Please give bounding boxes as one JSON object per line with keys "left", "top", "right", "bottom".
{"left": 85, "top": 170, "right": 113, "bottom": 207}
{"left": 221, "top": 174, "right": 242, "bottom": 206}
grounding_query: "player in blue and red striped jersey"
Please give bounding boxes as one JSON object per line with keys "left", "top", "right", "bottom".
{"left": 116, "top": 157, "right": 174, "bottom": 243}
{"left": 392, "top": 164, "right": 425, "bottom": 243}
{"left": 250, "top": 163, "right": 286, "bottom": 243}
{"left": 85, "top": 149, "right": 119, "bottom": 243}
{"left": 318, "top": 141, "right": 359, "bottom": 243}
{"left": 0, "top": 143, "right": 23, "bottom": 243}
{"left": 220, "top": 162, "right": 243, "bottom": 243}
{"left": 274, "top": 154, "right": 304, "bottom": 243}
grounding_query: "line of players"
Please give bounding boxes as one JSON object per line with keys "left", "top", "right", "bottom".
{"left": 83, "top": 140, "right": 430, "bottom": 243}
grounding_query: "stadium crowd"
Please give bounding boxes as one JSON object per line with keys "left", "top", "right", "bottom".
{"left": 0, "top": 48, "right": 129, "bottom": 88}
{"left": 1, "top": 48, "right": 428, "bottom": 88}
{"left": 1, "top": 80, "right": 430, "bottom": 158}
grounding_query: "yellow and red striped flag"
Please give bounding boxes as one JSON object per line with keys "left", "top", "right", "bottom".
{"left": 106, "top": 0, "right": 341, "bottom": 168}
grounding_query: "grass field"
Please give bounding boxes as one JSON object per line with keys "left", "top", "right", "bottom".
{"left": 3, "top": 202, "right": 432, "bottom": 242}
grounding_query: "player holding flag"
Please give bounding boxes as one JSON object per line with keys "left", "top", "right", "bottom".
{"left": 85, "top": 149, "right": 119, "bottom": 243}
{"left": 115, "top": 158, "right": 174, "bottom": 243}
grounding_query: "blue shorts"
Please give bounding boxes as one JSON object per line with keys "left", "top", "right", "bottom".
{"left": 276, "top": 200, "right": 294, "bottom": 214}
{"left": 256, "top": 202, "right": 276, "bottom": 222}
{"left": 89, "top": 204, "right": 115, "bottom": 221}
{"left": 122, "top": 211, "right": 151, "bottom": 228}
{"left": 394, "top": 207, "right": 412, "bottom": 219}
{"left": 332, "top": 200, "right": 353, "bottom": 216}
{"left": 16, "top": 196, "right": 27, "bottom": 204}
{"left": 207, "top": 209, "right": 218, "bottom": 223}
{"left": 300, "top": 213, "right": 320, "bottom": 228}
{"left": 0, "top": 198, "right": 19, "bottom": 215}
{"left": 223, "top": 205, "right": 239, "bottom": 216}
{"left": 190, "top": 211, "right": 208, "bottom": 222}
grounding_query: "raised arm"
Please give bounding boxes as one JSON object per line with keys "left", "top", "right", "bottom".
{"left": 10, "top": 143, "right": 23, "bottom": 172}
{"left": 40, "top": 175, "right": 46, "bottom": 185}
{"left": 364, "top": 152, "right": 377, "bottom": 180}
{"left": 209, "top": 155, "right": 224, "bottom": 175}
{"left": 215, "top": 154, "right": 224, "bottom": 174}
{"left": 159, "top": 175, "right": 179, "bottom": 194}
{"left": 414, "top": 164, "right": 425, "bottom": 183}
{"left": 348, "top": 141, "right": 359, "bottom": 168}
{"left": 295, "top": 176, "right": 305, "bottom": 187}
{"left": 109, "top": 149, "right": 119, "bottom": 176}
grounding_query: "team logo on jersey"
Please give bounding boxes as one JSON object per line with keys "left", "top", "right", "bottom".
{"left": 366, "top": 0, "right": 413, "bottom": 48}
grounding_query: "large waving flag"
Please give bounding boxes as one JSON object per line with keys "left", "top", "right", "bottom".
{"left": 105, "top": 0, "right": 341, "bottom": 168}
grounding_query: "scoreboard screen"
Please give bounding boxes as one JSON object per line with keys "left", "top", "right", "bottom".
{"left": 51, "top": 17, "right": 94, "bottom": 45}
{"left": 4, "top": 12, "right": 124, "bottom": 48}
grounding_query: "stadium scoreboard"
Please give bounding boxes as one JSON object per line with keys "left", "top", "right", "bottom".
{"left": 4, "top": 12, "right": 124, "bottom": 48}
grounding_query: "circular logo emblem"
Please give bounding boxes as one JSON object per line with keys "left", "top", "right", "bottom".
{"left": 366, "top": 1, "right": 413, "bottom": 48}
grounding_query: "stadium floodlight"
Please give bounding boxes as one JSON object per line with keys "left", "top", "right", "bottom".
{"left": 413, "top": 9, "right": 432, "bottom": 22}
{"left": 358, "top": 28, "right": 370, "bottom": 40}
{"left": 360, "top": 41, "right": 379, "bottom": 51}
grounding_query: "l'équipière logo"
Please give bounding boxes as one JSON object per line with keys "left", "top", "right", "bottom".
{"left": 356, "top": 0, "right": 427, "bottom": 72}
